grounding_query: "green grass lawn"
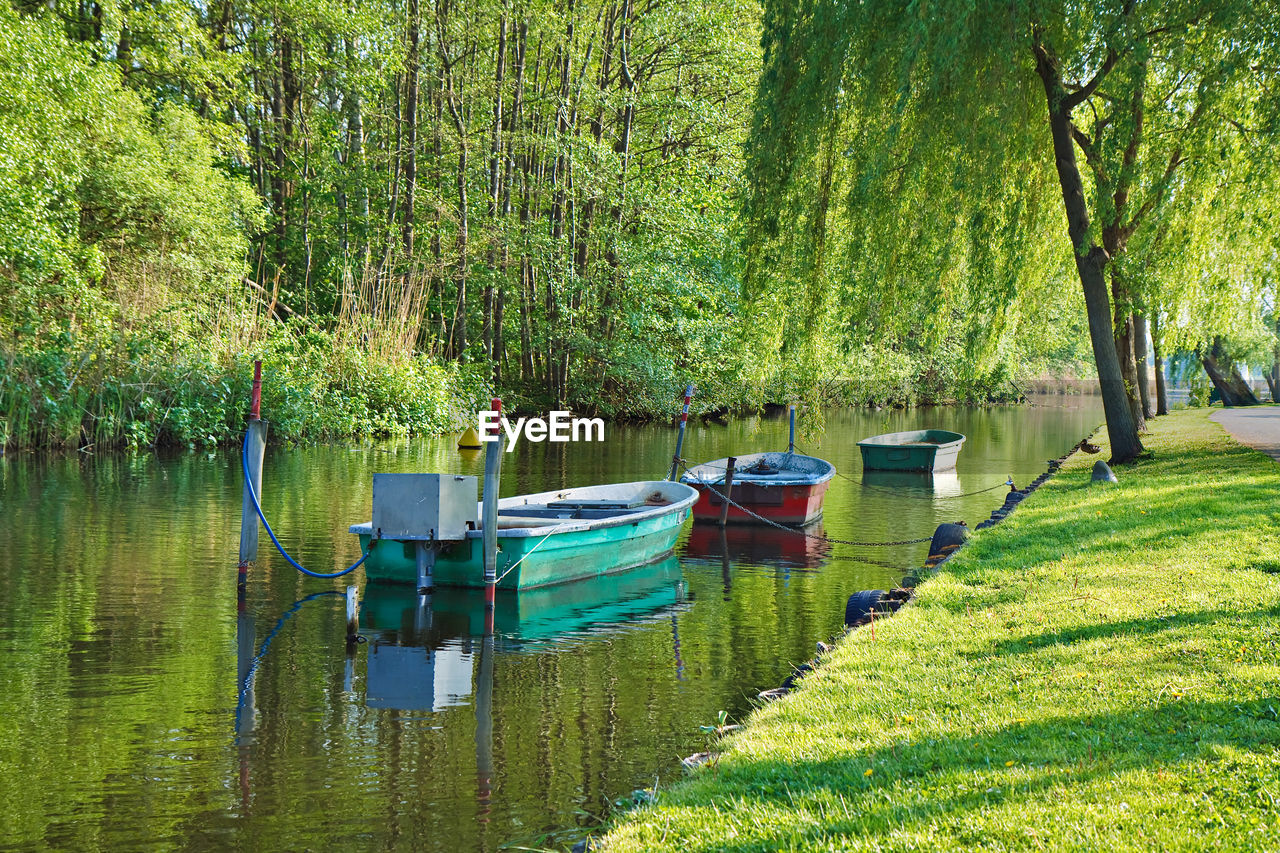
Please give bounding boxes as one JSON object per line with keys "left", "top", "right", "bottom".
{"left": 602, "top": 409, "right": 1280, "bottom": 851}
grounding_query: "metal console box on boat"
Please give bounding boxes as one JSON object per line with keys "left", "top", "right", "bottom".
{"left": 350, "top": 479, "right": 698, "bottom": 589}
{"left": 681, "top": 452, "right": 835, "bottom": 526}
{"left": 858, "top": 429, "right": 966, "bottom": 472}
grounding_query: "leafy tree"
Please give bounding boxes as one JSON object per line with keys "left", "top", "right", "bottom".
{"left": 742, "top": 0, "right": 1280, "bottom": 462}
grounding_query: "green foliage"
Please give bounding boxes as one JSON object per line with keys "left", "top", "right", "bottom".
{"left": 741, "top": 0, "right": 1280, "bottom": 413}
{"left": 1, "top": 0, "right": 1106, "bottom": 452}
{"left": 738, "top": 0, "right": 1086, "bottom": 404}
{"left": 1, "top": 317, "right": 483, "bottom": 450}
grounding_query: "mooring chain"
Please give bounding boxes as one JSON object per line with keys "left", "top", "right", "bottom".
{"left": 676, "top": 459, "right": 932, "bottom": 548}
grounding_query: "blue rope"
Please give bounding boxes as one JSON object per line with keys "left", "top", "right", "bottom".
{"left": 235, "top": 590, "right": 345, "bottom": 733}
{"left": 242, "top": 433, "right": 369, "bottom": 579}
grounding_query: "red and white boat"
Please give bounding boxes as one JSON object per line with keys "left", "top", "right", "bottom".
{"left": 681, "top": 451, "right": 835, "bottom": 526}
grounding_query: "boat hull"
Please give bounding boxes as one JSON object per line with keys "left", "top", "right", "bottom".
{"left": 352, "top": 481, "right": 697, "bottom": 589}
{"left": 681, "top": 451, "right": 835, "bottom": 526}
{"left": 858, "top": 430, "right": 966, "bottom": 472}
{"left": 688, "top": 480, "right": 830, "bottom": 526}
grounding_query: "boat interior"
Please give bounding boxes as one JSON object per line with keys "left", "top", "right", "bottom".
{"left": 497, "top": 498, "right": 664, "bottom": 523}
{"left": 684, "top": 451, "right": 834, "bottom": 484}
{"left": 489, "top": 482, "right": 689, "bottom": 529}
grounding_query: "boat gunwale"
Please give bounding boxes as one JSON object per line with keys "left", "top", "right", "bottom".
{"left": 350, "top": 480, "right": 698, "bottom": 540}
{"left": 680, "top": 452, "right": 836, "bottom": 488}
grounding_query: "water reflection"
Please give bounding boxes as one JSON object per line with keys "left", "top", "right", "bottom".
{"left": 359, "top": 557, "right": 687, "bottom": 652}
{"left": 354, "top": 557, "right": 690, "bottom": 834}
{"left": 861, "top": 469, "right": 965, "bottom": 496}
{"left": 0, "top": 399, "right": 1104, "bottom": 852}
{"left": 684, "top": 522, "right": 833, "bottom": 570}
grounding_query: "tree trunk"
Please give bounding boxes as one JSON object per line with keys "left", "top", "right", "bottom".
{"left": 344, "top": 38, "right": 370, "bottom": 267}
{"left": 402, "top": 0, "right": 420, "bottom": 262}
{"left": 1202, "top": 338, "right": 1259, "bottom": 407}
{"left": 1113, "top": 310, "right": 1146, "bottom": 432}
{"left": 544, "top": 8, "right": 575, "bottom": 404}
{"left": 1151, "top": 310, "right": 1169, "bottom": 416}
{"left": 117, "top": 24, "right": 132, "bottom": 76}
{"left": 1270, "top": 314, "right": 1280, "bottom": 403}
{"left": 1133, "top": 308, "right": 1153, "bottom": 419}
{"left": 1033, "top": 35, "right": 1143, "bottom": 463}
{"left": 1268, "top": 345, "right": 1279, "bottom": 403}
{"left": 484, "top": 10, "right": 508, "bottom": 376}
{"left": 442, "top": 34, "right": 470, "bottom": 360}
{"left": 271, "top": 36, "right": 290, "bottom": 278}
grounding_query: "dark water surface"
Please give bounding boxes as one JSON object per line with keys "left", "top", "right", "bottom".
{"left": 0, "top": 399, "right": 1101, "bottom": 851}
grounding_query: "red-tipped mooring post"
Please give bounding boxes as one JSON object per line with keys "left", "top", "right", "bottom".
{"left": 669, "top": 384, "right": 695, "bottom": 481}
{"left": 249, "top": 360, "right": 262, "bottom": 421}
{"left": 482, "top": 397, "right": 503, "bottom": 604}
{"left": 239, "top": 362, "right": 269, "bottom": 570}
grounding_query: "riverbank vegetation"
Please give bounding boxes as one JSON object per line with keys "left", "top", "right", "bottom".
{"left": 6, "top": 0, "right": 1278, "bottom": 451}
{"left": 1, "top": 0, "right": 1101, "bottom": 451}
{"left": 601, "top": 407, "right": 1280, "bottom": 851}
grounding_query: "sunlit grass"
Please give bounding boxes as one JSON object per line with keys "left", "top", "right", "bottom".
{"left": 603, "top": 409, "right": 1280, "bottom": 851}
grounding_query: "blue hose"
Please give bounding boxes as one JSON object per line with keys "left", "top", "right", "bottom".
{"left": 241, "top": 435, "right": 369, "bottom": 579}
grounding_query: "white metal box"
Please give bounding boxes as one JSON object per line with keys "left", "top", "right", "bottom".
{"left": 371, "top": 473, "right": 478, "bottom": 541}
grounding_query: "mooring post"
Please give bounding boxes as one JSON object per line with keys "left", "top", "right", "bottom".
{"left": 235, "top": 605, "right": 256, "bottom": 739}
{"left": 669, "top": 383, "right": 696, "bottom": 481}
{"left": 788, "top": 404, "right": 796, "bottom": 453}
{"left": 345, "top": 584, "right": 360, "bottom": 646}
{"left": 239, "top": 360, "right": 268, "bottom": 572}
{"left": 718, "top": 456, "right": 737, "bottom": 527}
{"left": 482, "top": 397, "right": 503, "bottom": 605}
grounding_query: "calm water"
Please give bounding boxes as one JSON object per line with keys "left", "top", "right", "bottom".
{"left": 0, "top": 400, "right": 1100, "bottom": 851}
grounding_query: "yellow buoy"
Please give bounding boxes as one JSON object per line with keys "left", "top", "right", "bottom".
{"left": 458, "top": 426, "right": 483, "bottom": 449}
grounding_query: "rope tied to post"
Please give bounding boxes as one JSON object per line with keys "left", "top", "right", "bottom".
{"left": 491, "top": 521, "right": 580, "bottom": 586}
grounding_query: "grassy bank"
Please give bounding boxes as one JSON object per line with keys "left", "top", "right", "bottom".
{"left": 602, "top": 408, "right": 1280, "bottom": 851}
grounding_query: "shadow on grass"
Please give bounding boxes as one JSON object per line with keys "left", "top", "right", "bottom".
{"left": 981, "top": 603, "right": 1280, "bottom": 658}
{"left": 954, "top": 447, "right": 1280, "bottom": 572}
{"left": 669, "top": 693, "right": 1280, "bottom": 852}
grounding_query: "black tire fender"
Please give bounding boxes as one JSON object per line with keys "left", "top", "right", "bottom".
{"left": 845, "top": 589, "right": 886, "bottom": 626}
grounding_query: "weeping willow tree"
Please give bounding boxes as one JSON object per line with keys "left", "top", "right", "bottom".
{"left": 743, "top": 0, "right": 1280, "bottom": 463}
{"left": 1135, "top": 151, "right": 1280, "bottom": 408}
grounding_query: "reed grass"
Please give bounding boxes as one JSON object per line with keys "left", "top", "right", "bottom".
{"left": 1, "top": 262, "right": 483, "bottom": 451}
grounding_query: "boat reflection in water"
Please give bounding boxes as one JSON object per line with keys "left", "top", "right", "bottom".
{"left": 682, "top": 523, "right": 832, "bottom": 599}
{"left": 683, "top": 522, "right": 833, "bottom": 569}
{"left": 358, "top": 554, "right": 688, "bottom": 657}
{"left": 358, "top": 555, "right": 688, "bottom": 824}
{"left": 860, "top": 469, "right": 963, "bottom": 497}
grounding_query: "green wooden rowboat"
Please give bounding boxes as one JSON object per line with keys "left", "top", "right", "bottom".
{"left": 349, "top": 480, "right": 697, "bottom": 589}
{"left": 858, "top": 429, "right": 966, "bottom": 472}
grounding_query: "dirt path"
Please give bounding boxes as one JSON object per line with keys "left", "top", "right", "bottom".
{"left": 1210, "top": 405, "right": 1280, "bottom": 461}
